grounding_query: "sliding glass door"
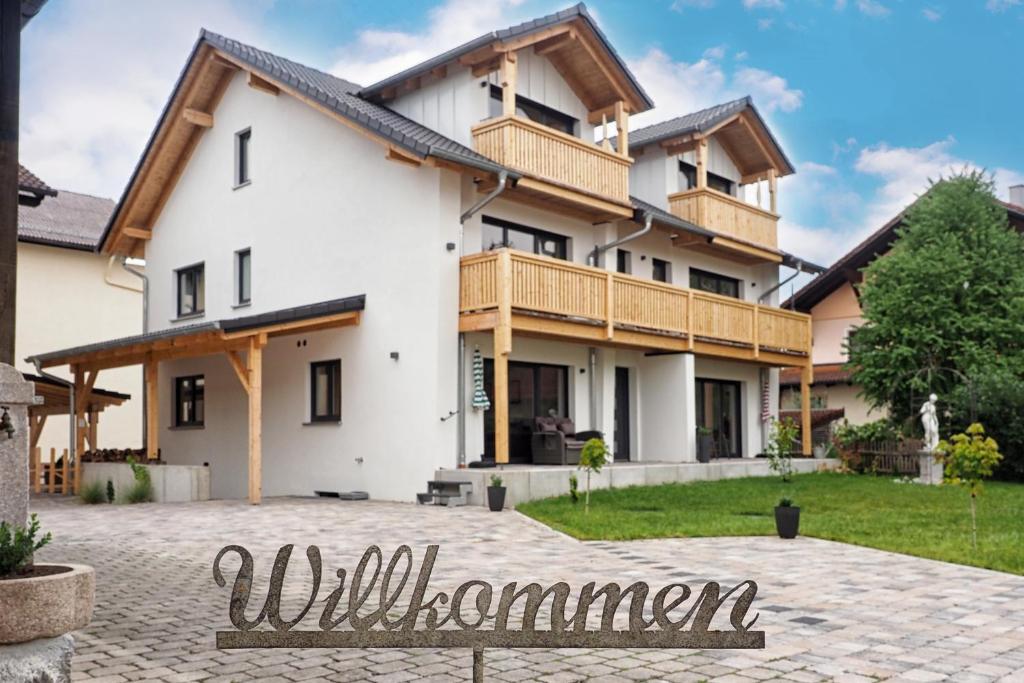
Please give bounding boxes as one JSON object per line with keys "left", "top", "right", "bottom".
{"left": 484, "top": 361, "right": 569, "bottom": 463}
{"left": 695, "top": 379, "right": 742, "bottom": 459}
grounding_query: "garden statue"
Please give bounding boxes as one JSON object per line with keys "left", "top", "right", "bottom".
{"left": 920, "top": 393, "right": 939, "bottom": 452}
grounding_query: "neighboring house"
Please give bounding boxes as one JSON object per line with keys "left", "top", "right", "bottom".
{"left": 16, "top": 164, "right": 143, "bottom": 455}
{"left": 29, "top": 4, "right": 823, "bottom": 503}
{"left": 780, "top": 186, "right": 1024, "bottom": 428}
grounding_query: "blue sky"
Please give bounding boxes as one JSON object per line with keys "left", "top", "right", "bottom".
{"left": 18, "top": 0, "right": 1024, "bottom": 271}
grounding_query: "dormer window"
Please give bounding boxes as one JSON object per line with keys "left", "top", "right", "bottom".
{"left": 489, "top": 85, "right": 577, "bottom": 137}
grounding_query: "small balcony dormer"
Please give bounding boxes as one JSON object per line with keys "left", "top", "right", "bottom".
{"left": 359, "top": 5, "right": 654, "bottom": 221}
{"left": 629, "top": 97, "right": 795, "bottom": 256}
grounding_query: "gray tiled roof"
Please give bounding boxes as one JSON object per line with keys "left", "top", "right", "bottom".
{"left": 201, "top": 31, "right": 507, "bottom": 173}
{"left": 18, "top": 164, "right": 57, "bottom": 196}
{"left": 615, "top": 96, "right": 796, "bottom": 175}
{"left": 358, "top": 3, "right": 653, "bottom": 110}
{"left": 19, "top": 189, "right": 114, "bottom": 251}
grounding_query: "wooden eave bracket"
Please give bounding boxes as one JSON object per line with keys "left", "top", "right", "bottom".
{"left": 247, "top": 71, "right": 279, "bottom": 96}
{"left": 182, "top": 108, "right": 213, "bottom": 127}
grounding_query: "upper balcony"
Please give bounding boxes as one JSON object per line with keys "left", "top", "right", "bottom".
{"left": 669, "top": 186, "right": 778, "bottom": 249}
{"left": 459, "top": 248, "right": 811, "bottom": 366}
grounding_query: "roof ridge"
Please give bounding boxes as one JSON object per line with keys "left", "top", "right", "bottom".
{"left": 627, "top": 96, "right": 751, "bottom": 136}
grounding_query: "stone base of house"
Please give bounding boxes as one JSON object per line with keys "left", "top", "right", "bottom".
{"left": 434, "top": 457, "right": 838, "bottom": 508}
{"left": 81, "top": 462, "right": 210, "bottom": 503}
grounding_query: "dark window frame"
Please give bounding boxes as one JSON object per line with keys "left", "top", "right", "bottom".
{"left": 488, "top": 85, "right": 578, "bottom": 137}
{"left": 236, "top": 128, "right": 252, "bottom": 186}
{"left": 236, "top": 248, "right": 251, "bottom": 305}
{"left": 176, "top": 263, "right": 205, "bottom": 317}
{"left": 652, "top": 258, "right": 671, "bottom": 283}
{"left": 690, "top": 267, "right": 740, "bottom": 299}
{"left": 174, "top": 375, "right": 205, "bottom": 428}
{"left": 616, "top": 249, "right": 631, "bottom": 274}
{"left": 482, "top": 216, "right": 568, "bottom": 260}
{"left": 309, "top": 359, "right": 342, "bottom": 423}
{"left": 679, "top": 160, "right": 736, "bottom": 196}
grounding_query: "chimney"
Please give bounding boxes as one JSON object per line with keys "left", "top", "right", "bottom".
{"left": 1011, "top": 184, "right": 1024, "bottom": 208}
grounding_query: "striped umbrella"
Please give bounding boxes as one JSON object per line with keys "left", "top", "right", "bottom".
{"left": 471, "top": 347, "right": 491, "bottom": 411}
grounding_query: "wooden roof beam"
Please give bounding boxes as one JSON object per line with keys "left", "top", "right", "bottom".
{"left": 182, "top": 108, "right": 213, "bottom": 127}
{"left": 247, "top": 71, "right": 279, "bottom": 96}
{"left": 122, "top": 226, "right": 152, "bottom": 241}
{"left": 534, "top": 29, "right": 577, "bottom": 57}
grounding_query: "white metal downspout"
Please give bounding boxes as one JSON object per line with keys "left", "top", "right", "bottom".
{"left": 121, "top": 257, "right": 149, "bottom": 451}
{"left": 758, "top": 262, "right": 804, "bottom": 450}
{"left": 589, "top": 211, "right": 653, "bottom": 267}
{"left": 759, "top": 260, "right": 803, "bottom": 306}
{"left": 456, "top": 171, "right": 510, "bottom": 467}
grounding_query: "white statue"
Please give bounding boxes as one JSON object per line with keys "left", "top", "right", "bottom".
{"left": 920, "top": 393, "right": 939, "bottom": 452}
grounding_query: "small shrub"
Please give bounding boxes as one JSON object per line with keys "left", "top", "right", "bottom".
{"left": 578, "top": 438, "right": 609, "bottom": 513}
{"left": 124, "top": 456, "right": 154, "bottom": 504}
{"left": 106, "top": 479, "right": 115, "bottom": 504}
{"left": 765, "top": 418, "right": 799, "bottom": 482}
{"left": 936, "top": 423, "right": 1003, "bottom": 550}
{"left": 0, "top": 514, "right": 53, "bottom": 577}
{"left": 834, "top": 419, "right": 899, "bottom": 448}
{"left": 489, "top": 474, "right": 503, "bottom": 488}
{"left": 568, "top": 473, "right": 579, "bottom": 505}
{"left": 80, "top": 481, "right": 106, "bottom": 505}
{"left": 777, "top": 497, "right": 793, "bottom": 507}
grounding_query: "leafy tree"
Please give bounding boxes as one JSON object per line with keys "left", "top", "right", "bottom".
{"left": 936, "top": 423, "right": 1002, "bottom": 549}
{"left": 765, "top": 417, "right": 799, "bottom": 482}
{"left": 849, "top": 172, "right": 1024, "bottom": 430}
{"left": 578, "top": 438, "right": 608, "bottom": 513}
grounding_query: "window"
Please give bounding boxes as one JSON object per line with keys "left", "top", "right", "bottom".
{"left": 690, "top": 268, "right": 740, "bottom": 298}
{"left": 176, "top": 263, "right": 205, "bottom": 317}
{"left": 488, "top": 85, "right": 577, "bottom": 136}
{"left": 174, "top": 376, "right": 205, "bottom": 427}
{"left": 616, "top": 249, "right": 631, "bottom": 274}
{"left": 235, "top": 128, "right": 251, "bottom": 186}
{"left": 481, "top": 216, "right": 567, "bottom": 259}
{"left": 652, "top": 258, "right": 671, "bottom": 283}
{"left": 310, "top": 360, "right": 341, "bottom": 422}
{"left": 236, "top": 248, "right": 251, "bottom": 305}
{"left": 679, "top": 160, "right": 736, "bottom": 196}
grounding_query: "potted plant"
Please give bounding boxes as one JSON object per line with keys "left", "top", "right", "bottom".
{"left": 486, "top": 474, "right": 506, "bottom": 512}
{"left": 0, "top": 514, "right": 95, "bottom": 645}
{"left": 774, "top": 497, "right": 800, "bottom": 539}
{"left": 696, "top": 426, "right": 713, "bottom": 463}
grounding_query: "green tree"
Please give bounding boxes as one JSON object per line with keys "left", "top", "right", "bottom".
{"left": 578, "top": 438, "right": 608, "bottom": 513}
{"left": 765, "top": 417, "right": 799, "bottom": 482}
{"left": 848, "top": 172, "right": 1024, "bottom": 427}
{"left": 936, "top": 423, "right": 1002, "bottom": 550}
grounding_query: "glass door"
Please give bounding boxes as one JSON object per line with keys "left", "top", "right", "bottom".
{"left": 484, "top": 361, "right": 569, "bottom": 463}
{"left": 695, "top": 379, "right": 742, "bottom": 458}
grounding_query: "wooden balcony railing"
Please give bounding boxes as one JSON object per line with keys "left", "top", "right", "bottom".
{"left": 460, "top": 249, "right": 811, "bottom": 358}
{"left": 471, "top": 115, "right": 632, "bottom": 205}
{"left": 668, "top": 187, "right": 779, "bottom": 249}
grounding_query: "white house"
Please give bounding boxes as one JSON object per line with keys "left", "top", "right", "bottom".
{"left": 16, "top": 164, "right": 143, "bottom": 459}
{"left": 28, "top": 4, "right": 822, "bottom": 504}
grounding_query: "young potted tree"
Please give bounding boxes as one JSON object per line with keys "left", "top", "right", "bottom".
{"left": 486, "top": 474, "right": 506, "bottom": 512}
{"left": 774, "top": 497, "right": 800, "bottom": 539}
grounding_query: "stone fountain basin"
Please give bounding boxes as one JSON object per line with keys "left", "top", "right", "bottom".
{"left": 0, "top": 564, "right": 94, "bottom": 644}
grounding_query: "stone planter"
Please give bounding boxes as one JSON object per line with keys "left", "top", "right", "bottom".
{"left": 0, "top": 564, "right": 95, "bottom": 644}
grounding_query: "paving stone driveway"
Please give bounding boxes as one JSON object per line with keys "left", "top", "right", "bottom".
{"left": 31, "top": 495, "right": 1024, "bottom": 682}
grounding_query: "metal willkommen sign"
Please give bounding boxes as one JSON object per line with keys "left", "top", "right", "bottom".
{"left": 213, "top": 544, "right": 764, "bottom": 680}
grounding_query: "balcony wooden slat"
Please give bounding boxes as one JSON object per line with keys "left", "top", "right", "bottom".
{"left": 460, "top": 249, "right": 811, "bottom": 360}
{"left": 668, "top": 187, "right": 778, "bottom": 249}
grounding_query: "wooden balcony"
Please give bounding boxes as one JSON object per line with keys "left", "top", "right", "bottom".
{"left": 471, "top": 115, "right": 633, "bottom": 217}
{"left": 459, "top": 249, "right": 811, "bottom": 365}
{"left": 668, "top": 187, "right": 779, "bottom": 249}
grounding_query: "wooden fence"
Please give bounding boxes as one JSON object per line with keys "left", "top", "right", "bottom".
{"left": 843, "top": 439, "right": 923, "bottom": 475}
{"left": 28, "top": 447, "right": 79, "bottom": 495}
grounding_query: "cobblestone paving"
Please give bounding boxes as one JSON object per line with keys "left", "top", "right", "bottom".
{"left": 30, "top": 495, "right": 1024, "bottom": 682}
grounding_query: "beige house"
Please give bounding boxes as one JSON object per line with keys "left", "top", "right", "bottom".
{"left": 16, "top": 164, "right": 143, "bottom": 455}
{"left": 781, "top": 188, "right": 1024, "bottom": 431}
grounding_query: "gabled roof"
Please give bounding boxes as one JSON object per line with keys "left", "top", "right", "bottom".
{"left": 101, "top": 30, "right": 517, "bottom": 255}
{"left": 784, "top": 197, "right": 1024, "bottom": 312}
{"left": 359, "top": 3, "right": 653, "bottom": 115}
{"left": 18, "top": 164, "right": 57, "bottom": 198}
{"left": 619, "top": 96, "right": 796, "bottom": 177}
{"left": 19, "top": 189, "right": 114, "bottom": 251}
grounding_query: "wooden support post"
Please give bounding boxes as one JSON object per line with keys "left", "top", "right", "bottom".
{"left": 145, "top": 356, "right": 159, "bottom": 460}
{"left": 247, "top": 335, "right": 265, "bottom": 504}
{"left": 87, "top": 411, "right": 98, "bottom": 451}
{"left": 752, "top": 305, "right": 760, "bottom": 359}
{"left": 800, "top": 363, "right": 813, "bottom": 456}
{"left": 614, "top": 101, "right": 628, "bottom": 158}
{"left": 605, "top": 271, "right": 615, "bottom": 340}
{"left": 48, "top": 448, "right": 56, "bottom": 494}
{"left": 500, "top": 52, "right": 517, "bottom": 117}
{"left": 686, "top": 290, "right": 695, "bottom": 351}
{"left": 29, "top": 413, "right": 46, "bottom": 450}
{"left": 493, "top": 335, "right": 509, "bottom": 465}
{"left": 601, "top": 113, "right": 610, "bottom": 151}
{"left": 61, "top": 448, "right": 69, "bottom": 495}
{"left": 33, "top": 446, "right": 41, "bottom": 494}
{"left": 74, "top": 448, "right": 81, "bottom": 495}
{"left": 768, "top": 168, "right": 777, "bottom": 214}
{"left": 696, "top": 139, "right": 709, "bottom": 226}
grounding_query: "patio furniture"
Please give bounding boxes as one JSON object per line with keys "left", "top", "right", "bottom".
{"left": 531, "top": 417, "right": 603, "bottom": 466}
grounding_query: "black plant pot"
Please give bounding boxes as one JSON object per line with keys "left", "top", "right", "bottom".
{"left": 774, "top": 506, "right": 800, "bottom": 539}
{"left": 697, "top": 434, "right": 713, "bottom": 463}
{"left": 487, "top": 486, "right": 506, "bottom": 512}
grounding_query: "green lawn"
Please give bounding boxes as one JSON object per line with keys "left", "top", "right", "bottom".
{"left": 516, "top": 472, "right": 1024, "bottom": 575}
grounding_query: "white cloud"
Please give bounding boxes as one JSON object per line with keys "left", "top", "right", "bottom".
{"left": 986, "top": 0, "right": 1021, "bottom": 12}
{"left": 671, "top": 0, "right": 716, "bottom": 9}
{"left": 922, "top": 7, "right": 942, "bottom": 21}
{"left": 19, "top": 0, "right": 271, "bottom": 198}
{"left": 733, "top": 68, "right": 804, "bottom": 112}
{"left": 757, "top": 17, "right": 776, "bottom": 29}
{"left": 734, "top": 50, "right": 749, "bottom": 61}
{"left": 329, "top": 0, "right": 533, "bottom": 87}
{"left": 857, "top": 0, "right": 891, "bottom": 17}
{"left": 834, "top": 0, "right": 848, "bottom": 9}
{"left": 702, "top": 44, "right": 727, "bottom": 60}
{"left": 743, "top": 0, "right": 785, "bottom": 9}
